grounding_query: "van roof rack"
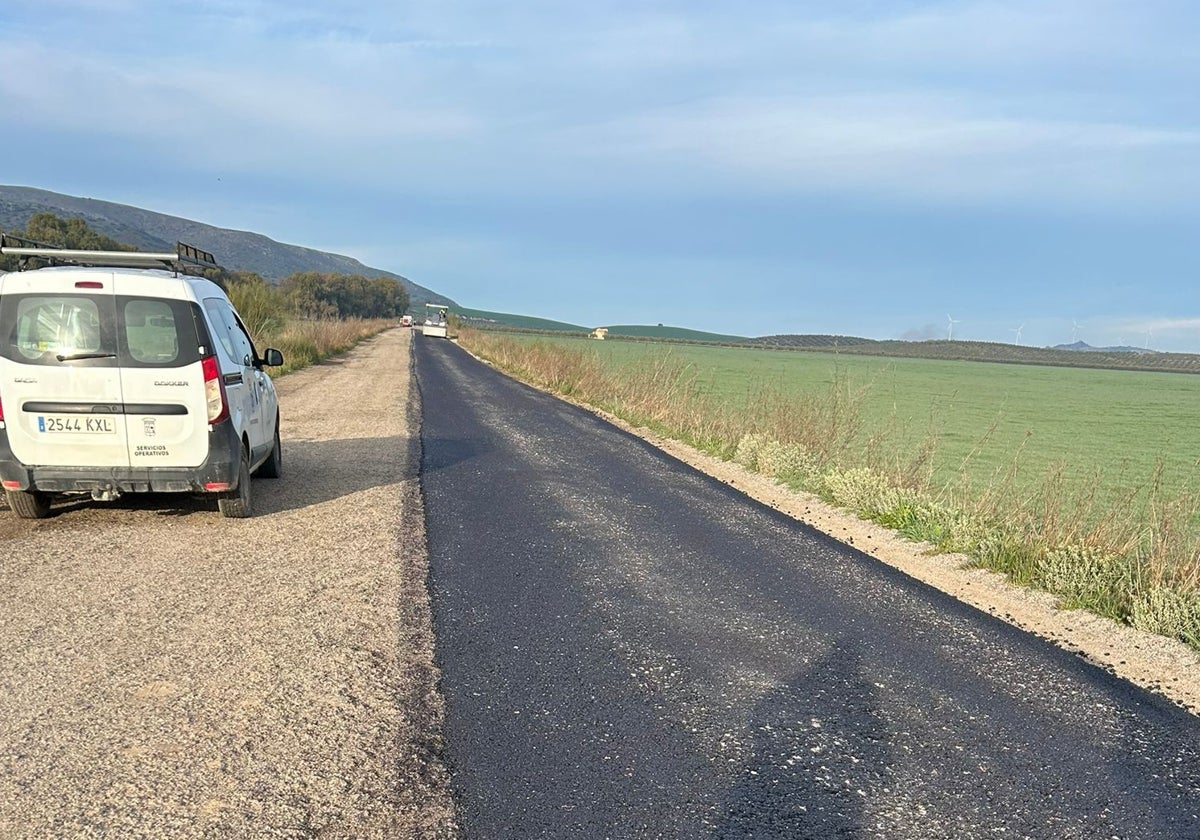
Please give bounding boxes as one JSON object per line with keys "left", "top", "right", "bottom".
{"left": 0, "top": 232, "right": 219, "bottom": 274}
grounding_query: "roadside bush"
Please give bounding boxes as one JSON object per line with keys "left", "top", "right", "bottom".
{"left": 226, "top": 274, "right": 289, "bottom": 341}
{"left": 762, "top": 440, "right": 821, "bottom": 483}
{"left": 732, "top": 432, "right": 767, "bottom": 470}
{"left": 821, "top": 467, "right": 900, "bottom": 516}
{"left": 1131, "top": 587, "right": 1200, "bottom": 647}
{"left": 1040, "top": 543, "right": 1136, "bottom": 620}
{"left": 735, "top": 434, "right": 821, "bottom": 483}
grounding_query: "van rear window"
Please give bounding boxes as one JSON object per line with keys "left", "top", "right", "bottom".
{"left": 125, "top": 299, "right": 181, "bottom": 363}
{"left": 9, "top": 296, "right": 108, "bottom": 361}
{"left": 0, "top": 294, "right": 204, "bottom": 368}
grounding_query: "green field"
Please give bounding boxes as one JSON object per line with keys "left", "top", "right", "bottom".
{"left": 520, "top": 335, "right": 1200, "bottom": 505}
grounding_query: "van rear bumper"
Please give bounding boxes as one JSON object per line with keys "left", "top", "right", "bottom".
{"left": 0, "top": 421, "right": 241, "bottom": 494}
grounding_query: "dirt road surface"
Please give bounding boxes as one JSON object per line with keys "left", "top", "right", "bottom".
{"left": 0, "top": 329, "right": 456, "bottom": 839}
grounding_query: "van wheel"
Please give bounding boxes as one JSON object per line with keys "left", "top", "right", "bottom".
{"left": 256, "top": 423, "right": 282, "bottom": 479}
{"left": 218, "top": 449, "right": 252, "bottom": 519}
{"left": 7, "top": 489, "right": 51, "bottom": 519}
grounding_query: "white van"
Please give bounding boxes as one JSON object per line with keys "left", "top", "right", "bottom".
{"left": 0, "top": 238, "right": 283, "bottom": 518}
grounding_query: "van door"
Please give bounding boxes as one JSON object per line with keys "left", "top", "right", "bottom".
{"left": 202, "top": 297, "right": 259, "bottom": 457}
{"left": 0, "top": 278, "right": 130, "bottom": 469}
{"left": 114, "top": 292, "right": 209, "bottom": 469}
{"left": 227, "top": 308, "right": 275, "bottom": 462}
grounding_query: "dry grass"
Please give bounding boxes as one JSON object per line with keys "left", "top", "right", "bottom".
{"left": 248, "top": 318, "right": 395, "bottom": 375}
{"left": 459, "top": 327, "right": 1200, "bottom": 651}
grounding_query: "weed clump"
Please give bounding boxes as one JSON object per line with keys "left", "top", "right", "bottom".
{"left": 734, "top": 434, "right": 820, "bottom": 483}
{"left": 1132, "top": 588, "right": 1200, "bottom": 648}
{"left": 821, "top": 467, "right": 902, "bottom": 516}
{"left": 1040, "top": 543, "right": 1137, "bottom": 620}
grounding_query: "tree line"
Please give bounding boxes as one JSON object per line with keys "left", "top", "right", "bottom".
{"left": 1, "top": 213, "right": 134, "bottom": 269}
{"left": 1, "top": 213, "right": 409, "bottom": 322}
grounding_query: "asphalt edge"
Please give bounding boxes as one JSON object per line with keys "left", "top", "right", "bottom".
{"left": 392, "top": 331, "right": 461, "bottom": 837}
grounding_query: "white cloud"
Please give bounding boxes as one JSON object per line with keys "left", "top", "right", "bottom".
{"left": 1126, "top": 317, "right": 1200, "bottom": 333}
{"left": 566, "top": 93, "right": 1200, "bottom": 206}
{"left": 2, "top": 0, "right": 1197, "bottom": 206}
{"left": 0, "top": 40, "right": 480, "bottom": 179}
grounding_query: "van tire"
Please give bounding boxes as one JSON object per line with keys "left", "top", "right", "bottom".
{"left": 257, "top": 423, "right": 282, "bottom": 479}
{"left": 7, "top": 489, "right": 51, "bottom": 519}
{"left": 218, "top": 449, "right": 252, "bottom": 519}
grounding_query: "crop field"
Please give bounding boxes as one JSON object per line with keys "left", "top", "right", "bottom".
{"left": 512, "top": 334, "right": 1200, "bottom": 511}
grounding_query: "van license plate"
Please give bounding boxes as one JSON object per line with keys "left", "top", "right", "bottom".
{"left": 37, "top": 415, "right": 117, "bottom": 434}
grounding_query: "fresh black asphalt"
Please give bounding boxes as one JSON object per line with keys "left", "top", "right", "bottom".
{"left": 415, "top": 336, "right": 1200, "bottom": 839}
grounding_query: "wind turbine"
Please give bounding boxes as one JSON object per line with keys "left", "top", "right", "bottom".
{"left": 1011, "top": 323, "right": 1025, "bottom": 346}
{"left": 947, "top": 313, "right": 960, "bottom": 341}
{"left": 1145, "top": 327, "right": 1154, "bottom": 350}
{"left": 1071, "top": 319, "right": 1082, "bottom": 343}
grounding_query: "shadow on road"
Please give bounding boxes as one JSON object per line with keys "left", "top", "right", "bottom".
{"left": 252, "top": 434, "right": 411, "bottom": 515}
{"left": 419, "top": 434, "right": 493, "bottom": 475}
{"left": 713, "top": 645, "right": 890, "bottom": 839}
{"left": 0, "top": 434, "right": 412, "bottom": 523}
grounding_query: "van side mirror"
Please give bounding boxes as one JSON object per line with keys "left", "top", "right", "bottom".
{"left": 262, "top": 348, "right": 284, "bottom": 367}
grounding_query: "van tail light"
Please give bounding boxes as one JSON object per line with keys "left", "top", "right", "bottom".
{"left": 0, "top": 390, "right": 5, "bottom": 423}
{"left": 201, "top": 356, "right": 229, "bottom": 425}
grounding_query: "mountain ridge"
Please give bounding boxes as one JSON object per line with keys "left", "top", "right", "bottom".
{"left": 0, "top": 185, "right": 454, "bottom": 310}
{"left": 1050, "top": 340, "right": 1155, "bottom": 355}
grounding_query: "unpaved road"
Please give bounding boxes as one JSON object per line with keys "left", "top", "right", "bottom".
{"left": 417, "top": 336, "right": 1200, "bottom": 840}
{"left": 0, "top": 329, "right": 456, "bottom": 838}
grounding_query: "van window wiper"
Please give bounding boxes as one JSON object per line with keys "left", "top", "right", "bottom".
{"left": 56, "top": 352, "right": 117, "bottom": 362}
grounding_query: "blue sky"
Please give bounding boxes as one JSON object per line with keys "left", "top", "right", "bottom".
{"left": 2, "top": 1, "right": 1198, "bottom": 350}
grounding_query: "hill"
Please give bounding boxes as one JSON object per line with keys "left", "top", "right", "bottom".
{"left": 749, "top": 334, "right": 879, "bottom": 349}
{"left": 745, "top": 336, "right": 1200, "bottom": 375}
{"left": 0, "top": 185, "right": 454, "bottom": 311}
{"left": 456, "top": 307, "right": 588, "bottom": 333}
{"left": 464, "top": 316, "right": 1200, "bottom": 376}
{"left": 455, "top": 310, "right": 749, "bottom": 343}
{"left": 1051, "top": 341, "right": 1155, "bottom": 355}
{"left": 602, "top": 324, "right": 748, "bottom": 343}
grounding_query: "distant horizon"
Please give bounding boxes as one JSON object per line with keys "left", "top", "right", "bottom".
{"left": 457, "top": 306, "right": 1178, "bottom": 354}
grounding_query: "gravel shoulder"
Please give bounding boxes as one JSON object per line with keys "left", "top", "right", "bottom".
{"left": 463, "top": 343, "right": 1200, "bottom": 718}
{"left": 0, "top": 328, "right": 456, "bottom": 839}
